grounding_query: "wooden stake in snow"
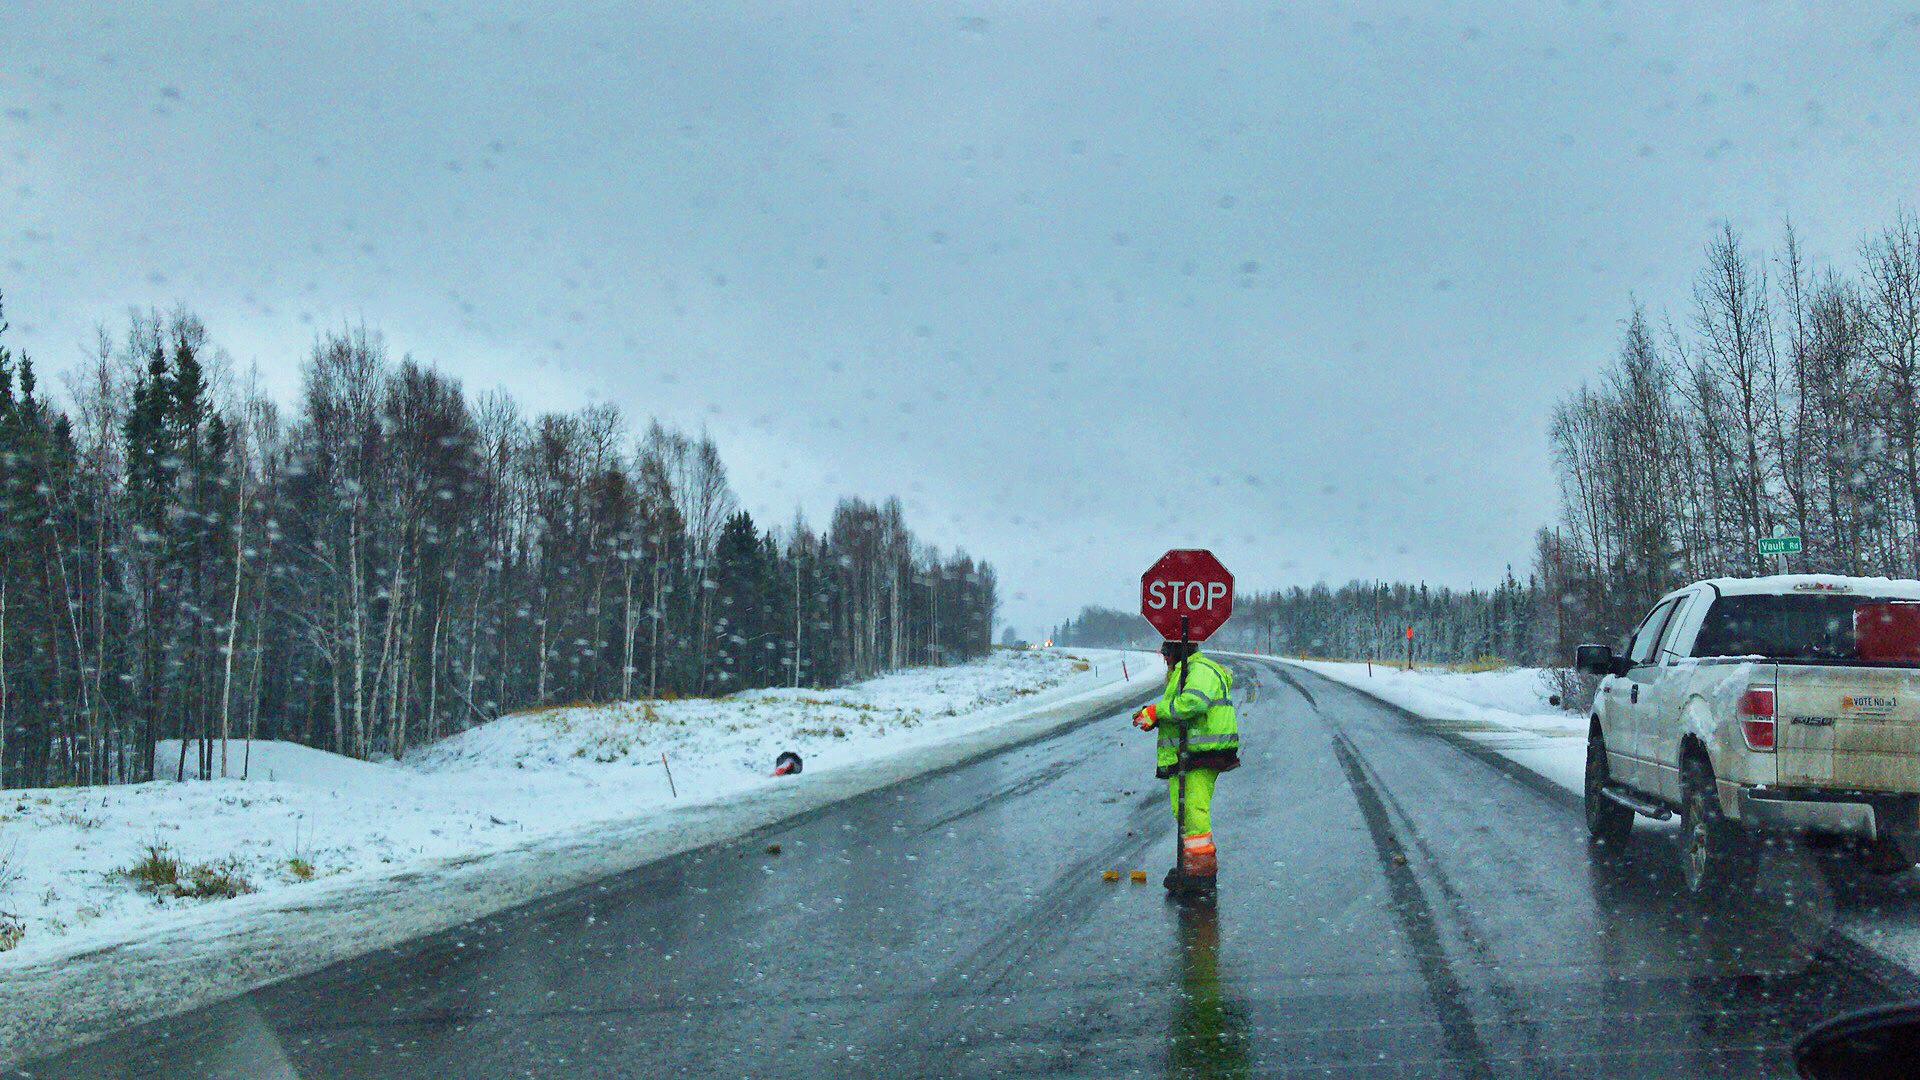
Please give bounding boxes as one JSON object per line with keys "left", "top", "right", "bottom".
{"left": 661, "top": 752, "right": 677, "bottom": 798}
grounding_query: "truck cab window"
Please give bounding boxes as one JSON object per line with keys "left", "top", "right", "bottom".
{"left": 1627, "top": 600, "right": 1680, "bottom": 667}
{"left": 1692, "top": 595, "right": 1869, "bottom": 660}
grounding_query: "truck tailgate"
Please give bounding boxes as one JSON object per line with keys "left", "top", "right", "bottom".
{"left": 1777, "top": 665, "right": 1920, "bottom": 790}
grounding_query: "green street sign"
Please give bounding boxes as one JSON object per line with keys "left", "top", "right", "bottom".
{"left": 1758, "top": 536, "right": 1803, "bottom": 555}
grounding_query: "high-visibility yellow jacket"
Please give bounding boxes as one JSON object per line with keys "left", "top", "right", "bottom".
{"left": 1155, "top": 652, "right": 1240, "bottom": 778}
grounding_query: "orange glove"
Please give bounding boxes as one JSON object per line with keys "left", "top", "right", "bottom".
{"left": 1132, "top": 704, "right": 1157, "bottom": 731}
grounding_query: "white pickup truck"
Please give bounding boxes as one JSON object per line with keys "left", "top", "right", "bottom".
{"left": 1578, "top": 574, "right": 1920, "bottom": 894}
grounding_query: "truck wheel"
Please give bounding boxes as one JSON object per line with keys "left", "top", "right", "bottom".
{"left": 1679, "top": 755, "right": 1754, "bottom": 896}
{"left": 1584, "top": 730, "right": 1634, "bottom": 850}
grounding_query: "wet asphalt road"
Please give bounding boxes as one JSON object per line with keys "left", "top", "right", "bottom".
{"left": 20, "top": 658, "right": 1910, "bottom": 1078}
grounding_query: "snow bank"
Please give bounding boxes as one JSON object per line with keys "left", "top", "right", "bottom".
{"left": 1283, "top": 661, "right": 1579, "bottom": 732}
{"left": 0, "top": 648, "right": 1161, "bottom": 1065}
{"left": 1279, "top": 660, "right": 1588, "bottom": 791}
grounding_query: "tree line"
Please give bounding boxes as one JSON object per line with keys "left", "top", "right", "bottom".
{"left": 1062, "top": 212, "right": 1920, "bottom": 690}
{"left": 1052, "top": 571, "right": 1540, "bottom": 665}
{"left": 0, "top": 297, "right": 996, "bottom": 789}
{"left": 1536, "top": 213, "right": 1920, "bottom": 682}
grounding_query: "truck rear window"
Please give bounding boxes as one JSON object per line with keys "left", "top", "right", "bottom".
{"left": 1692, "top": 594, "right": 1907, "bottom": 661}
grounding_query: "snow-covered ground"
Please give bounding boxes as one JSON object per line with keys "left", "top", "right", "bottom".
{"left": 0, "top": 648, "right": 1161, "bottom": 1064}
{"left": 0, "top": 648, "right": 1147, "bottom": 957}
{"left": 1282, "top": 659, "right": 1587, "bottom": 791}
{"left": 1276, "top": 657, "right": 1920, "bottom": 980}
{"left": 1282, "top": 660, "right": 1579, "bottom": 731}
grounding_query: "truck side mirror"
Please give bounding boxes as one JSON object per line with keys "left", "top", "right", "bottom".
{"left": 1574, "top": 644, "right": 1612, "bottom": 676}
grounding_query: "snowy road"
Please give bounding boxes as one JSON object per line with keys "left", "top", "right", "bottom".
{"left": 18, "top": 660, "right": 1914, "bottom": 1077}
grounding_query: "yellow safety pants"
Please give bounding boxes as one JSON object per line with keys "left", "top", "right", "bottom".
{"left": 1167, "top": 767, "right": 1218, "bottom": 838}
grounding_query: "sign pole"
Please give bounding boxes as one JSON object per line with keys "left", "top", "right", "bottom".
{"left": 1175, "top": 613, "right": 1190, "bottom": 881}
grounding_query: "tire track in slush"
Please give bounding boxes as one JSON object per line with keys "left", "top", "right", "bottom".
{"left": 918, "top": 753, "right": 1085, "bottom": 834}
{"left": 1330, "top": 720, "right": 1548, "bottom": 1058}
{"left": 1328, "top": 732, "right": 1496, "bottom": 1080}
{"left": 1258, "top": 660, "right": 1318, "bottom": 711}
{"left": 868, "top": 791, "right": 1167, "bottom": 1063}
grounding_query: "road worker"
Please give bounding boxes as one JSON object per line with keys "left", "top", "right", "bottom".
{"left": 1132, "top": 640, "right": 1238, "bottom": 893}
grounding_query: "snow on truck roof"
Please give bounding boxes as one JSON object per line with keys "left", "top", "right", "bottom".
{"left": 1689, "top": 574, "right": 1920, "bottom": 600}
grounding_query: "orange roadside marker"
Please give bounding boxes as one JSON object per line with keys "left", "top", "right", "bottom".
{"left": 1130, "top": 870, "right": 1147, "bottom": 884}
{"left": 1101, "top": 870, "right": 1120, "bottom": 882}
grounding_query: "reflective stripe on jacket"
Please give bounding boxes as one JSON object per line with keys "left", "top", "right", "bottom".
{"left": 1155, "top": 652, "right": 1239, "bottom": 773}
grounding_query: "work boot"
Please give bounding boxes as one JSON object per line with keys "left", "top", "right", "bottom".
{"left": 1163, "top": 865, "right": 1216, "bottom": 900}
{"left": 1181, "top": 832, "right": 1217, "bottom": 880}
{"left": 1184, "top": 846, "right": 1218, "bottom": 879}
{"left": 1164, "top": 833, "right": 1218, "bottom": 896}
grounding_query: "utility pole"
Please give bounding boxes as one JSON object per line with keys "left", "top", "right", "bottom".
{"left": 792, "top": 547, "right": 803, "bottom": 689}
{"left": 1371, "top": 583, "right": 1383, "bottom": 676}
{"left": 1552, "top": 528, "right": 1568, "bottom": 672}
{"left": 927, "top": 573, "right": 939, "bottom": 666}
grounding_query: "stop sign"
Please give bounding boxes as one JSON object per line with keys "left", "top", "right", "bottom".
{"left": 1140, "top": 549, "right": 1234, "bottom": 642}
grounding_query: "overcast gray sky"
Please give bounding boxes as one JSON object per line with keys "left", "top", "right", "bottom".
{"left": 5, "top": 2, "right": 1919, "bottom": 636}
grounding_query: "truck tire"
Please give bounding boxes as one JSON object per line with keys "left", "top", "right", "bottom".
{"left": 1680, "top": 754, "right": 1754, "bottom": 896}
{"left": 1584, "top": 729, "right": 1634, "bottom": 850}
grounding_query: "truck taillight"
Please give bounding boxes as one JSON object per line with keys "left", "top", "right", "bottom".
{"left": 1739, "top": 687, "right": 1775, "bottom": 751}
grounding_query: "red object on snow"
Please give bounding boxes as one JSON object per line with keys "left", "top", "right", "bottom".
{"left": 1140, "top": 549, "right": 1234, "bottom": 642}
{"left": 772, "top": 750, "right": 804, "bottom": 777}
{"left": 1856, "top": 602, "right": 1920, "bottom": 663}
